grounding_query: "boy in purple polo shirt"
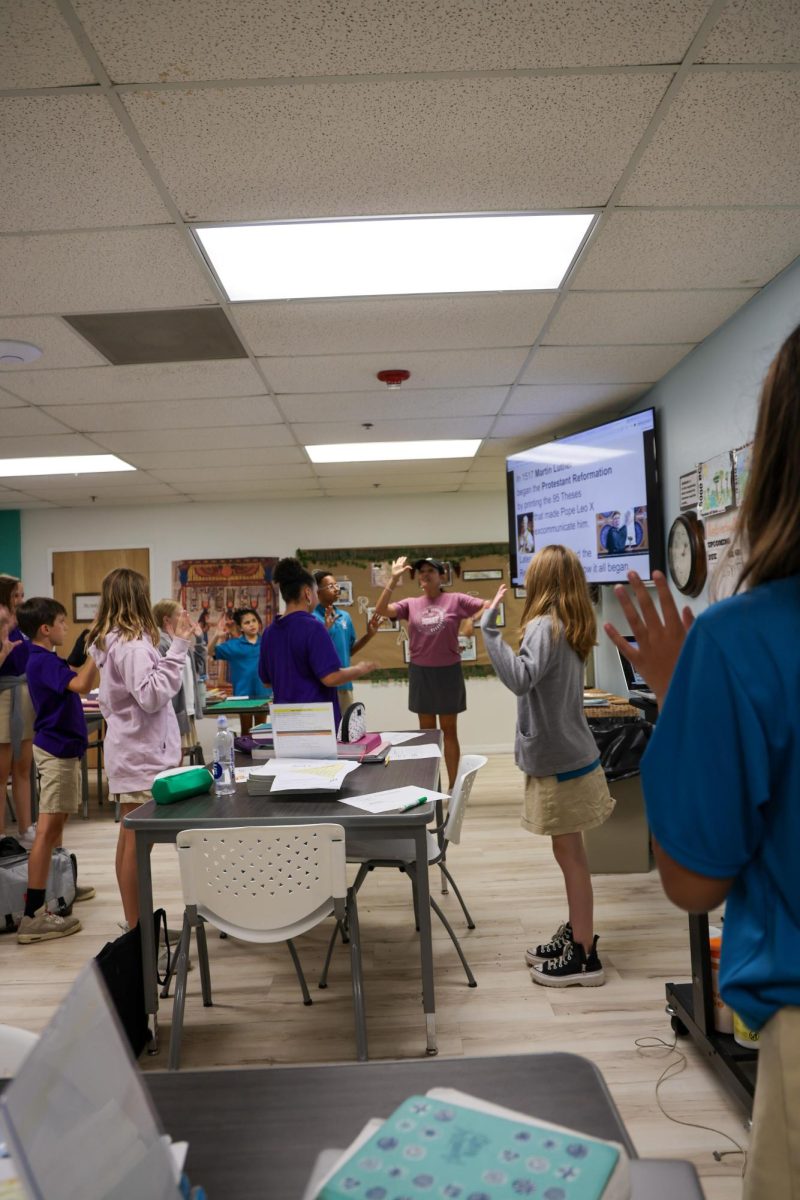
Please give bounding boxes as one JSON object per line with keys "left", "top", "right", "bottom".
{"left": 14, "top": 598, "right": 99, "bottom": 944}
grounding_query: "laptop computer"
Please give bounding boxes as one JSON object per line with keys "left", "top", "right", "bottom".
{"left": 618, "top": 637, "right": 657, "bottom": 704}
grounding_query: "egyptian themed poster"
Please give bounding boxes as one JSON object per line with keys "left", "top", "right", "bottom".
{"left": 172, "top": 557, "right": 278, "bottom": 689}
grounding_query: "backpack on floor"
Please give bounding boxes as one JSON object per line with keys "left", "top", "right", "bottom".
{"left": 0, "top": 839, "right": 78, "bottom": 933}
{"left": 95, "top": 910, "right": 169, "bottom": 1058}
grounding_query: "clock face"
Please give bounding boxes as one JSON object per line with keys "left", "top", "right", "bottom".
{"left": 668, "top": 521, "right": 693, "bottom": 588}
{"left": 668, "top": 513, "right": 707, "bottom": 596}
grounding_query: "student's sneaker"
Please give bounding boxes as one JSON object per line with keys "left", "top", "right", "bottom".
{"left": 17, "top": 906, "right": 82, "bottom": 944}
{"left": 531, "top": 935, "right": 604, "bottom": 987}
{"left": 18, "top": 825, "right": 37, "bottom": 851}
{"left": 525, "top": 920, "right": 573, "bottom": 966}
{"left": 74, "top": 885, "right": 96, "bottom": 902}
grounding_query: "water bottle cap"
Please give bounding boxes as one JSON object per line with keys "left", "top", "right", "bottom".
{"left": 217, "top": 716, "right": 227, "bottom": 727}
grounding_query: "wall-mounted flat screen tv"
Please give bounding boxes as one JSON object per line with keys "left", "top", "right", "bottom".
{"left": 506, "top": 408, "right": 664, "bottom": 587}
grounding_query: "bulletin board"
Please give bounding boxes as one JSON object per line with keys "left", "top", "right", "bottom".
{"left": 296, "top": 543, "right": 520, "bottom": 680}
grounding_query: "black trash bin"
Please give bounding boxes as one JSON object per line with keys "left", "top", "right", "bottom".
{"left": 584, "top": 717, "right": 654, "bottom": 873}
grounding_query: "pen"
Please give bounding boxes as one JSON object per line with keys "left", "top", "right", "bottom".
{"left": 401, "top": 796, "right": 427, "bottom": 812}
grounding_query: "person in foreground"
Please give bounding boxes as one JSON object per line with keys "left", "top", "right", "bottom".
{"left": 481, "top": 545, "right": 613, "bottom": 986}
{"left": 605, "top": 324, "right": 800, "bottom": 1200}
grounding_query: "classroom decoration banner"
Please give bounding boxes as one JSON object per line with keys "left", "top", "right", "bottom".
{"left": 296, "top": 543, "right": 519, "bottom": 680}
{"left": 172, "top": 557, "right": 278, "bottom": 689}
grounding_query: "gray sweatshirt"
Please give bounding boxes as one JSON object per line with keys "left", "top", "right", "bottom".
{"left": 481, "top": 608, "right": 598, "bottom": 777}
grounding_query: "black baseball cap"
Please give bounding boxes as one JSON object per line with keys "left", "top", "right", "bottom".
{"left": 412, "top": 557, "right": 445, "bottom": 574}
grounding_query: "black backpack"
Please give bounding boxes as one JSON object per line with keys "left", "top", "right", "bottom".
{"left": 95, "top": 909, "right": 169, "bottom": 1058}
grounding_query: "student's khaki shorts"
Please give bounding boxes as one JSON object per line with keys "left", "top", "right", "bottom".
{"left": 522, "top": 765, "right": 614, "bottom": 836}
{"left": 743, "top": 1006, "right": 800, "bottom": 1200}
{"left": 113, "top": 790, "right": 152, "bottom": 809}
{"left": 0, "top": 685, "right": 35, "bottom": 743}
{"left": 33, "top": 745, "right": 81, "bottom": 815}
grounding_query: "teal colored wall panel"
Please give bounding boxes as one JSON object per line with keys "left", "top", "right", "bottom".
{"left": 0, "top": 510, "right": 22, "bottom": 579}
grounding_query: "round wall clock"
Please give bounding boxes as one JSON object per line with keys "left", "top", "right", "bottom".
{"left": 667, "top": 511, "right": 707, "bottom": 597}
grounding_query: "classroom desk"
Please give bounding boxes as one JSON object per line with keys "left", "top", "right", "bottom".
{"left": 144, "top": 1053, "right": 704, "bottom": 1199}
{"left": 125, "top": 731, "right": 444, "bottom": 1060}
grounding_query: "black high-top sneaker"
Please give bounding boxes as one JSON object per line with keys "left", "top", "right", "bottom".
{"left": 531, "top": 935, "right": 604, "bottom": 987}
{"left": 525, "top": 920, "right": 573, "bottom": 965}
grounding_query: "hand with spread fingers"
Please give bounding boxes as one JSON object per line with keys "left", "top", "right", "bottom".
{"left": 603, "top": 569, "right": 694, "bottom": 708}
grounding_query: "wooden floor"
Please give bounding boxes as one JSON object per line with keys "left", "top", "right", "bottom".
{"left": 3, "top": 754, "right": 749, "bottom": 1198}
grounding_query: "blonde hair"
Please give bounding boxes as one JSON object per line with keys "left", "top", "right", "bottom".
{"left": 0, "top": 574, "right": 21, "bottom": 611}
{"left": 87, "top": 568, "right": 159, "bottom": 650}
{"left": 519, "top": 545, "right": 596, "bottom": 662}
{"left": 152, "top": 598, "right": 180, "bottom": 630}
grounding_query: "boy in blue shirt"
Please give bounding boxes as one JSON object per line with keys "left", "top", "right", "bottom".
{"left": 15, "top": 598, "right": 98, "bottom": 944}
{"left": 312, "top": 571, "right": 381, "bottom": 701}
{"left": 210, "top": 607, "right": 272, "bottom": 734}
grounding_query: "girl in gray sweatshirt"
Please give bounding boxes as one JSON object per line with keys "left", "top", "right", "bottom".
{"left": 481, "top": 545, "right": 613, "bottom": 987}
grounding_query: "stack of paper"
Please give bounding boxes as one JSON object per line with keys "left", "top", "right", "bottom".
{"left": 246, "top": 759, "right": 359, "bottom": 796}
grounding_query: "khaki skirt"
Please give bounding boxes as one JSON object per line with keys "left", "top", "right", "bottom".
{"left": 522, "top": 765, "right": 614, "bottom": 836}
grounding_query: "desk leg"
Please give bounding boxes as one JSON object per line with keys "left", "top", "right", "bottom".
{"left": 135, "top": 831, "right": 160, "bottom": 1054}
{"left": 346, "top": 887, "right": 368, "bottom": 1062}
{"left": 414, "top": 826, "right": 437, "bottom": 1056}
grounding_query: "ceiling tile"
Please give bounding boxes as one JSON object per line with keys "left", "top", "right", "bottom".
{"left": 0, "top": 317, "right": 106, "bottom": 371}
{"left": 234, "top": 294, "right": 556, "bottom": 356}
{"left": 0, "top": 94, "right": 169, "bottom": 233}
{"left": 74, "top": 0, "right": 707, "bottom": 78}
{"left": 261, "top": 348, "right": 527, "bottom": 393}
{"left": 507, "top": 383, "right": 644, "bottom": 414}
{"left": 20, "top": 491, "right": 191, "bottom": 507}
{"left": 292, "top": 417, "right": 492, "bottom": 443}
{"left": 17, "top": 480, "right": 178, "bottom": 499}
{"left": 176, "top": 476, "right": 320, "bottom": 494}
{"left": 118, "top": 446, "right": 307, "bottom": 469}
{"left": 0, "top": 433, "right": 105, "bottom": 458}
{"left": 545, "top": 289, "right": 756, "bottom": 345}
{"left": 698, "top": 0, "right": 800, "bottom": 63}
{"left": 0, "top": 387, "right": 30, "bottom": 409}
{"left": 323, "top": 480, "right": 461, "bottom": 494}
{"left": 1, "top": 0, "right": 94, "bottom": 89}
{"left": 1, "top": 470, "right": 161, "bottom": 491}
{"left": 63, "top": 307, "right": 246, "bottom": 366}
{"left": 6, "top": 360, "right": 265, "bottom": 406}
{"left": 0, "top": 229, "right": 217, "bottom": 317}
{"left": 622, "top": 72, "right": 800, "bottom": 206}
{"left": 311, "top": 460, "right": 470, "bottom": 478}
{"left": 572, "top": 208, "right": 800, "bottom": 291}
{"left": 280, "top": 388, "right": 508, "bottom": 424}
{"left": 476, "top": 437, "right": 533, "bottom": 458}
{"left": 44, "top": 395, "right": 281, "bottom": 432}
{"left": 460, "top": 479, "right": 506, "bottom": 491}
{"left": 93, "top": 425, "right": 296, "bottom": 453}
{"left": 122, "top": 74, "right": 668, "bottom": 220}
{"left": 521, "top": 344, "right": 694, "bottom": 384}
{"left": 148, "top": 463, "right": 314, "bottom": 483}
{"left": 1, "top": 408, "right": 74, "bottom": 437}
{"left": 490, "top": 414, "right": 573, "bottom": 439}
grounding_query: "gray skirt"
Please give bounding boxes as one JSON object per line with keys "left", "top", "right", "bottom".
{"left": 408, "top": 662, "right": 467, "bottom": 715}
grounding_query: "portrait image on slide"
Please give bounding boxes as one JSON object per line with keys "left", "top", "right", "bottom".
{"left": 596, "top": 505, "right": 649, "bottom": 557}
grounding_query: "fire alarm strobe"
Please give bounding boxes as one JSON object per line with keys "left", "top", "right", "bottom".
{"left": 377, "top": 369, "right": 410, "bottom": 389}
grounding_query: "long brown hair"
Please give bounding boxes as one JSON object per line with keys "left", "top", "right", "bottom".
{"left": 0, "top": 574, "right": 21, "bottom": 612}
{"left": 87, "top": 568, "right": 159, "bottom": 650}
{"left": 519, "top": 545, "right": 596, "bottom": 662}
{"left": 731, "top": 324, "right": 800, "bottom": 592}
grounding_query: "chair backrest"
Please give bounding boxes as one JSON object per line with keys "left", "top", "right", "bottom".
{"left": 0, "top": 1024, "right": 38, "bottom": 1078}
{"left": 443, "top": 755, "right": 488, "bottom": 846}
{"left": 177, "top": 824, "right": 347, "bottom": 944}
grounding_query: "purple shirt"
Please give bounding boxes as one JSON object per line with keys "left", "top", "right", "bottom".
{"left": 259, "top": 611, "right": 343, "bottom": 724}
{"left": 393, "top": 592, "right": 485, "bottom": 667}
{"left": 26, "top": 643, "right": 88, "bottom": 759}
{"left": 0, "top": 627, "right": 30, "bottom": 677}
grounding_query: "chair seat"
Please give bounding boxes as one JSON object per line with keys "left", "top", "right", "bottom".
{"left": 345, "top": 829, "right": 440, "bottom": 865}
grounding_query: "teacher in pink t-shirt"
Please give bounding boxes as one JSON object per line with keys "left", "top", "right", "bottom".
{"left": 375, "top": 555, "right": 486, "bottom": 787}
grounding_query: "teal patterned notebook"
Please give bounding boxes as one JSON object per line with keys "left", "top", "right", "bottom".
{"left": 319, "top": 1094, "right": 620, "bottom": 1200}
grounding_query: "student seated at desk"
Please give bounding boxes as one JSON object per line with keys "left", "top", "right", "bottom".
{"left": 259, "top": 558, "right": 376, "bottom": 728}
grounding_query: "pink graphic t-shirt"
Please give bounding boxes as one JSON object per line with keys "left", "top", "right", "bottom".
{"left": 392, "top": 592, "right": 485, "bottom": 667}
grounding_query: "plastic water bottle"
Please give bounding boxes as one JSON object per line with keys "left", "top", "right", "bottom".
{"left": 211, "top": 716, "right": 236, "bottom": 795}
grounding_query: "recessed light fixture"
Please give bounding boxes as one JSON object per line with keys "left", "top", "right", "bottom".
{"left": 0, "top": 341, "right": 43, "bottom": 366}
{"left": 194, "top": 212, "right": 595, "bottom": 302}
{"left": 0, "top": 455, "right": 135, "bottom": 478}
{"left": 306, "top": 440, "right": 481, "bottom": 464}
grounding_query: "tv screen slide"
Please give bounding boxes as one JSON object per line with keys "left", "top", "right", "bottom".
{"left": 506, "top": 409, "right": 664, "bottom": 587}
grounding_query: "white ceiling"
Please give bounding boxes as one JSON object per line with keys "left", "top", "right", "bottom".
{"left": 1, "top": 0, "right": 799, "bottom": 508}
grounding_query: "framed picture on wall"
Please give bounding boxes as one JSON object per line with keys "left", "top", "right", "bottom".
{"left": 514, "top": 587, "right": 526, "bottom": 599}
{"left": 402, "top": 640, "right": 412, "bottom": 665}
{"left": 73, "top": 593, "right": 101, "bottom": 622}
{"left": 367, "top": 606, "right": 399, "bottom": 632}
{"left": 337, "top": 579, "right": 354, "bottom": 606}
{"left": 494, "top": 602, "right": 506, "bottom": 628}
{"left": 463, "top": 568, "right": 503, "bottom": 582}
{"left": 458, "top": 635, "right": 477, "bottom": 663}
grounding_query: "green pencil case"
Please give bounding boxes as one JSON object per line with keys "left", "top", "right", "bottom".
{"left": 152, "top": 765, "right": 213, "bottom": 805}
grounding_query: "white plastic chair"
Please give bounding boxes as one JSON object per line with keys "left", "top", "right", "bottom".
{"left": 168, "top": 824, "right": 366, "bottom": 1069}
{"left": 320, "top": 755, "right": 488, "bottom": 990}
{"left": 0, "top": 1024, "right": 39, "bottom": 1077}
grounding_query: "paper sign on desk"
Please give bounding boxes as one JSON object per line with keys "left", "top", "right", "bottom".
{"left": 379, "top": 732, "right": 423, "bottom": 745}
{"left": 384, "top": 743, "right": 442, "bottom": 760}
{"left": 248, "top": 758, "right": 345, "bottom": 777}
{"left": 272, "top": 702, "right": 338, "bottom": 759}
{"left": 337, "top": 785, "right": 449, "bottom": 813}
{"left": 269, "top": 761, "right": 359, "bottom": 793}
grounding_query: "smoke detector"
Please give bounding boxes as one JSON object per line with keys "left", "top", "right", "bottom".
{"left": 0, "top": 341, "right": 43, "bottom": 366}
{"left": 376, "top": 369, "right": 410, "bottom": 389}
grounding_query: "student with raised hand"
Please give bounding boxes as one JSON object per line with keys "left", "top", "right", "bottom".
{"left": 605, "top": 323, "right": 800, "bottom": 1200}
{"left": 153, "top": 599, "right": 207, "bottom": 753}
{"left": 0, "top": 575, "right": 36, "bottom": 846}
{"left": 260, "top": 558, "right": 376, "bottom": 728}
{"left": 87, "top": 569, "right": 194, "bottom": 928}
{"left": 312, "top": 570, "right": 383, "bottom": 703}
{"left": 375, "top": 555, "right": 485, "bottom": 787}
{"left": 481, "top": 546, "right": 613, "bottom": 986}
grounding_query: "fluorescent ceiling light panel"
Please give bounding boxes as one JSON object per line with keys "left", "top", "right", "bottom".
{"left": 0, "top": 455, "right": 135, "bottom": 478}
{"left": 194, "top": 213, "right": 595, "bottom": 301}
{"left": 306, "top": 440, "right": 481, "bottom": 463}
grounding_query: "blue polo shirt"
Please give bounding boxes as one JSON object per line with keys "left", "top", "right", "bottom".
{"left": 641, "top": 574, "right": 800, "bottom": 1031}
{"left": 313, "top": 605, "right": 356, "bottom": 693}
{"left": 213, "top": 635, "right": 270, "bottom": 699}
{"left": 259, "top": 611, "right": 343, "bottom": 726}
{"left": 26, "top": 643, "right": 88, "bottom": 759}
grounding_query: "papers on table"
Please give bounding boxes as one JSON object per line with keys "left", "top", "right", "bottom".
{"left": 379, "top": 731, "right": 424, "bottom": 745}
{"left": 271, "top": 702, "right": 337, "bottom": 760}
{"left": 337, "top": 785, "right": 449, "bottom": 814}
{"left": 269, "top": 761, "right": 359, "bottom": 793}
{"left": 385, "top": 743, "right": 442, "bottom": 761}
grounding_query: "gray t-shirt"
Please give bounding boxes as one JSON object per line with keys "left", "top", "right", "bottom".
{"left": 482, "top": 609, "right": 598, "bottom": 777}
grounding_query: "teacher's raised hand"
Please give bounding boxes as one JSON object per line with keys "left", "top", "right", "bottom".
{"left": 604, "top": 570, "right": 694, "bottom": 708}
{"left": 390, "top": 556, "right": 412, "bottom": 584}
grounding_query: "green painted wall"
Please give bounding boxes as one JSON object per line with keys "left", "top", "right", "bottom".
{"left": 0, "top": 510, "right": 21, "bottom": 579}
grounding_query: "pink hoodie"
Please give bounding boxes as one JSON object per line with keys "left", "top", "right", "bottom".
{"left": 90, "top": 629, "right": 190, "bottom": 794}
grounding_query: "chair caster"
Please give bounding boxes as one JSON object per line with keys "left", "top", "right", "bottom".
{"left": 303, "top": 999, "right": 313, "bottom": 1007}
{"left": 219, "top": 931, "right": 228, "bottom": 939}
{"left": 318, "top": 982, "right": 328, "bottom": 989}
{"left": 468, "top": 981, "right": 478, "bottom": 988}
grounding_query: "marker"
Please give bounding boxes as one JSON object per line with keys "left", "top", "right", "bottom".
{"left": 401, "top": 796, "right": 427, "bottom": 812}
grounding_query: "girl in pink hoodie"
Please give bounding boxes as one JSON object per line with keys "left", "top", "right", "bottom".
{"left": 88, "top": 568, "right": 194, "bottom": 927}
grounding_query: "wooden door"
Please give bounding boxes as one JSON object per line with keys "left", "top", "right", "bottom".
{"left": 52, "top": 548, "right": 151, "bottom": 640}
